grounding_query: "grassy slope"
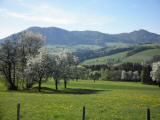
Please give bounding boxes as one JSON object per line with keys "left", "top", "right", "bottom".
{"left": 82, "top": 48, "right": 160, "bottom": 65}
{"left": 47, "top": 45, "right": 102, "bottom": 53}
{"left": 0, "top": 80, "right": 160, "bottom": 120}
{"left": 123, "top": 48, "right": 160, "bottom": 63}
{"left": 82, "top": 51, "right": 127, "bottom": 65}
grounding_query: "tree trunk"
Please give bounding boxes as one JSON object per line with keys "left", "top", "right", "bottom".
{"left": 64, "top": 79, "right": 67, "bottom": 89}
{"left": 8, "top": 63, "right": 15, "bottom": 89}
{"left": 21, "top": 79, "right": 25, "bottom": 89}
{"left": 21, "top": 65, "right": 25, "bottom": 89}
{"left": 55, "top": 79, "right": 58, "bottom": 90}
{"left": 16, "top": 78, "right": 19, "bottom": 89}
{"left": 3, "top": 68, "right": 17, "bottom": 90}
{"left": 7, "top": 63, "right": 17, "bottom": 90}
{"left": 9, "top": 84, "right": 17, "bottom": 90}
{"left": 38, "top": 79, "right": 42, "bottom": 92}
{"left": 76, "top": 78, "right": 78, "bottom": 82}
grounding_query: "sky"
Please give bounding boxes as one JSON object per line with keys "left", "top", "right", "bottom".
{"left": 0, "top": 0, "right": 160, "bottom": 39}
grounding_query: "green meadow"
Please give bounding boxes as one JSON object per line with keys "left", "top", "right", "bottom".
{"left": 124, "top": 49, "right": 160, "bottom": 63}
{"left": 82, "top": 51, "right": 127, "bottom": 65}
{"left": 0, "top": 79, "right": 160, "bottom": 120}
{"left": 82, "top": 48, "right": 160, "bottom": 65}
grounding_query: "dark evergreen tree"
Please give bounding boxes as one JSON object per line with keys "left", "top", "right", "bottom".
{"left": 141, "top": 65, "right": 153, "bottom": 84}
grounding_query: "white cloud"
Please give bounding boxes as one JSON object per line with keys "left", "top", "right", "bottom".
{"left": 0, "top": 1, "right": 115, "bottom": 38}
{"left": 0, "top": 1, "right": 114, "bottom": 26}
{"left": 0, "top": 7, "right": 76, "bottom": 25}
{"left": 0, "top": 27, "right": 23, "bottom": 39}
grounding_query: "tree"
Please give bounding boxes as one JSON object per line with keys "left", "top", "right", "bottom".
{"left": 17, "top": 32, "right": 44, "bottom": 88}
{"left": 150, "top": 62, "right": 160, "bottom": 87}
{"left": 0, "top": 32, "right": 44, "bottom": 90}
{"left": 121, "top": 70, "right": 139, "bottom": 81}
{"left": 121, "top": 70, "right": 127, "bottom": 81}
{"left": 89, "top": 70, "right": 101, "bottom": 82}
{"left": 25, "top": 48, "right": 49, "bottom": 92}
{"left": 73, "top": 66, "right": 80, "bottom": 81}
{"left": 119, "top": 62, "right": 142, "bottom": 72}
{"left": 127, "top": 71, "right": 133, "bottom": 81}
{"left": 132, "top": 71, "right": 139, "bottom": 82}
{"left": 73, "top": 66, "right": 88, "bottom": 81}
{"left": 110, "top": 70, "right": 121, "bottom": 81}
{"left": 59, "top": 52, "right": 78, "bottom": 88}
{"left": 100, "top": 69, "right": 108, "bottom": 80}
{"left": 0, "top": 40, "right": 18, "bottom": 90}
{"left": 141, "top": 65, "right": 152, "bottom": 84}
{"left": 51, "top": 55, "right": 63, "bottom": 90}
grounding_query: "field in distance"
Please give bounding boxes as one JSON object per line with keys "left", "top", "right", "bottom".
{"left": 82, "top": 45, "right": 160, "bottom": 65}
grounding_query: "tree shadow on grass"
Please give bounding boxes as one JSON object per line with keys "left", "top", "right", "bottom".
{"left": 18, "top": 87, "right": 109, "bottom": 95}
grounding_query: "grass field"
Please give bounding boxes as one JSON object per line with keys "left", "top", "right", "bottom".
{"left": 82, "top": 48, "right": 160, "bottom": 65}
{"left": 47, "top": 45, "right": 102, "bottom": 53}
{"left": 123, "top": 49, "right": 160, "bottom": 63}
{"left": 82, "top": 51, "right": 127, "bottom": 65}
{"left": 0, "top": 79, "right": 160, "bottom": 120}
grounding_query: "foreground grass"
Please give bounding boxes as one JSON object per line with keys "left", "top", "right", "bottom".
{"left": 0, "top": 80, "right": 160, "bottom": 120}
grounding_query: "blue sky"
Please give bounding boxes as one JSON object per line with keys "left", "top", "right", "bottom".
{"left": 0, "top": 0, "right": 160, "bottom": 38}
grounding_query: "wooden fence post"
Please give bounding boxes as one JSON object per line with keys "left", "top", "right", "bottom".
{"left": 82, "top": 106, "right": 86, "bottom": 120}
{"left": 17, "top": 103, "right": 20, "bottom": 120}
{"left": 147, "top": 108, "right": 150, "bottom": 120}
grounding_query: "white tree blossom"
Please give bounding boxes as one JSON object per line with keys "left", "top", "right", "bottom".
{"left": 132, "top": 71, "right": 139, "bottom": 80}
{"left": 25, "top": 49, "right": 49, "bottom": 91}
{"left": 121, "top": 70, "right": 127, "bottom": 80}
{"left": 151, "top": 62, "right": 160, "bottom": 83}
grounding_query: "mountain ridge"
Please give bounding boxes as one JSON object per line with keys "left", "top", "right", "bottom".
{"left": 1, "top": 26, "right": 160, "bottom": 45}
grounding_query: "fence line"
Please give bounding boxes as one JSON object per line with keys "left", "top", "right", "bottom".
{"left": 16, "top": 103, "right": 151, "bottom": 120}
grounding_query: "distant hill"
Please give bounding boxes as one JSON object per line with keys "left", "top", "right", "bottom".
{"left": 81, "top": 45, "right": 160, "bottom": 65}
{"left": 114, "top": 29, "right": 160, "bottom": 43}
{"left": 1, "top": 27, "right": 160, "bottom": 45}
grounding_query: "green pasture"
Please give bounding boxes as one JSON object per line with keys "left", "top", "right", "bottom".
{"left": 0, "top": 79, "right": 160, "bottom": 120}
{"left": 82, "top": 48, "right": 160, "bottom": 65}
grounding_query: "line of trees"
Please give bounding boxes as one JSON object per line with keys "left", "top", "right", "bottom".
{"left": 0, "top": 32, "right": 81, "bottom": 91}
{"left": 85, "top": 62, "right": 160, "bottom": 87}
{"left": 0, "top": 32, "right": 43, "bottom": 90}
